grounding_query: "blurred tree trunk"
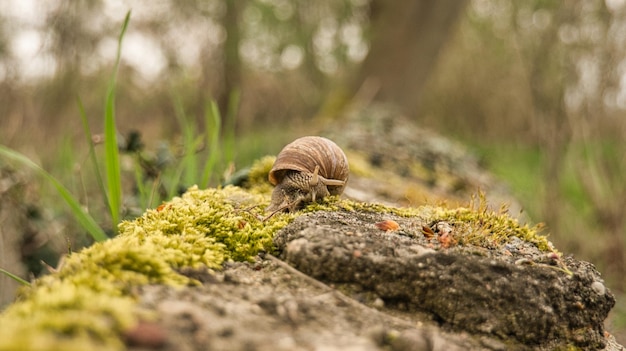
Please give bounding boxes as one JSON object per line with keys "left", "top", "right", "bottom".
{"left": 218, "top": 0, "right": 242, "bottom": 116}
{"left": 353, "top": 0, "right": 468, "bottom": 114}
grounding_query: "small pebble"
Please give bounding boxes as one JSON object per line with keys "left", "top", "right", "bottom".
{"left": 366, "top": 326, "right": 388, "bottom": 346}
{"left": 372, "top": 297, "right": 385, "bottom": 309}
{"left": 375, "top": 220, "right": 400, "bottom": 231}
{"left": 390, "top": 329, "right": 429, "bottom": 351}
{"left": 591, "top": 281, "right": 606, "bottom": 295}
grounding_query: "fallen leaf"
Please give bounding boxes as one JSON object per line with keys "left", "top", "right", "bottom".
{"left": 124, "top": 321, "right": 168, "bottom": 348}
{"left": 375, "top": 220, "right": 400, "bottom": 231}
{"left": 421, "top": 225, "right": 435, "bottom": 239}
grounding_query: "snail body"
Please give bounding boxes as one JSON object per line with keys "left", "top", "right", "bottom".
{"left": 266, "top": 136, "right": 349, "bottom": 213}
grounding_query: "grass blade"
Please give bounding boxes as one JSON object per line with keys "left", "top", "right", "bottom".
{"left": 104, "top": 11, "right": 131, "bottom": 229}
{"left": 223, "top": 90, "right": 240, "bottom": 166}
{"left": 0, "top": 146, "right": 108, "bottom": 242}
{"left": 201, "top": 101, "right": 222, "bottom": 188}
{"left": 0, "top": 268, "right": 30, "bottom": 286}
{"left": 77, "top": 96, "right": 110, "bottom": 214}
{"left": 173, "top": 97, "right": 198, "bottom": 188}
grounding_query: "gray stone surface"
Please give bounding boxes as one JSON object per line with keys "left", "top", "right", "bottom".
{"left": 130, "top": 209, "right": 619, "bottom": 351}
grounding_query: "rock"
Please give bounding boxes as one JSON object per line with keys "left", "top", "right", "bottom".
{"left": 127, "top": 206, "right": 619, "bottom": 351}
{"left": 134, "top": 263, "right": 387, "bottom": 351}
{"left": 274, "top": 211, "right": 616, "bottom": 350}
{"left": 132, "top": 259, "right": 487, "bottom": 351}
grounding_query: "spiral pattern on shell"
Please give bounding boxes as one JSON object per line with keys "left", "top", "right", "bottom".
{"left": 269, "top": 136, "right": 349, "bottom": 195}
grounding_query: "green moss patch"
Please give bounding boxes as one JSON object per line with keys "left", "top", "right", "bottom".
{"left": 246, "top": 155, "right": 276, "bottom": 194}
{"left": 428, "top": 193, "right": 554, "bottom": 252}
{"left": 0, "top": 185, "right": 291, "bottom": 351}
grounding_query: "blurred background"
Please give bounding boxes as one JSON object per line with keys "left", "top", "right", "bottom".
{"left": 0, "top": 0, "right": 624, "bottom": 342}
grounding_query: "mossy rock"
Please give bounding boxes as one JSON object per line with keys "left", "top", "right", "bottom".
{"left": 275, "top": 210, "right": 614, "bottom": 350}
{"left": 0, "top": 156, "right": 619, "bottom": 351}
{"left": 0, "top": 183, "right": 288, "bottom": 351}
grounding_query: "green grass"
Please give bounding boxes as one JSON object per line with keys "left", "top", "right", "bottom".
{"left": 473, "top": 142, "right": 596, "bottom": 225}
{"left": 223, "top": 89, "right": 240, "bottom": 167}
{"left": 103, "top": 11, "right": 131, "bottom": 230}
{"left": 0, "top": 9, "right": 244, "bottom": 285}
{"left": 78, "top": 96, "right": 109, "bottom": 214}
{"left": 171, "top": 95, "right": 202, "bottom": 193}
{"left": 0, "top": 268, "right": 30, "bottom": 286}
{"left": 21, "top": 9, "right": 132, "bottom": 241}
{"left": 201, "top": 100, "right": 222, "bottom": 188}
{"left": 472, "top": 143, "right": 544, "bottom": 218}
{"left": 0, "top": 145, "right": 108, "bottom": 242}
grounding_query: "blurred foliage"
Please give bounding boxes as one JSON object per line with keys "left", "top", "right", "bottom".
{"left": 0, "top": 0, "right": 371, "bottom": 152}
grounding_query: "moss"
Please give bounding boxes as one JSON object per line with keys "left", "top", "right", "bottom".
{"left": 307, "top": 193, "right": 554, "bottom": 253}
{"left": 0, "top": 162, "right": 554, "bottom": 350}
{"left": 304, "top": 195, "right": 418, "bottom": 217}
{"left": 0, "top": 281, "right": 135, "bottom": 351}
{"left": 0, "top": 185, "right": 292, "bottom": 351}
{"left": 246, "top": 155, "right": 276, "bottom": 194}
{"left": 120, "top": 186, "right": 291, "bottom": 262}
{"left": 428, "top": 193, "right": 554, "bottom": 252}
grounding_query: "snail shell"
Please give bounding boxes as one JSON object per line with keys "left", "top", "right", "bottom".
{"left": 266, "top": 136, "right": 349, "bottom": 213}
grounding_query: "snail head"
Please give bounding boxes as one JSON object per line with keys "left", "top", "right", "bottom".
{"left": 266, "top": 166, "right": 345, "bottom": 214}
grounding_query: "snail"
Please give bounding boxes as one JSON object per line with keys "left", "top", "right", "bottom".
{"left": 266, "top": 136, "right": 349, "bottom": 214}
